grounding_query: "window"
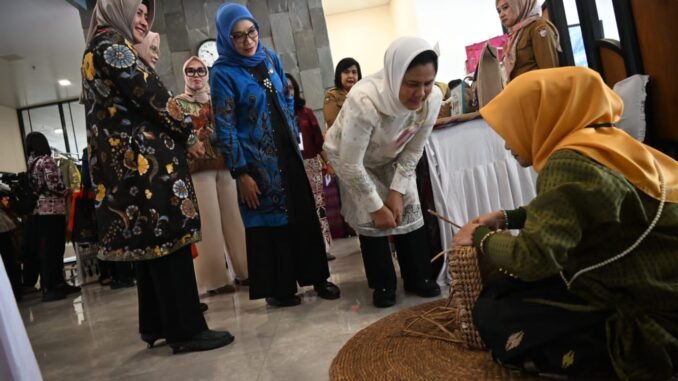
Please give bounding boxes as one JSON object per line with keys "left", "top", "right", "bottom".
{"left": 563, "top": 0, "right": 588, "bottom": 67}
{"left": 19, "top": 99, "right": 85, "bottom": 159}
{"left": 595, "top": 0, "right": 620, "bottom": 40}
{"left": 63, "top": 101, "right": 87, "bottom": 158}
{"left": 23, "top": 105, "right": 68, "bottom": 153}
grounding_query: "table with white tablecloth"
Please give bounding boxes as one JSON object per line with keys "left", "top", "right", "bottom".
{"left": 424, "top": 118, "right": 538, "bottom": 284}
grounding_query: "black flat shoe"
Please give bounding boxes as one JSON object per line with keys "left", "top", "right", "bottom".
{"left": 265, "top": 295, "right": 301, "bottom": 307}
{"left": 42, "top": 289, "right": 66, "bottom": 302}
{"left": 314, "top": 281, "right": 340, "bottom": 300}
{"left": 110, "top": 280, "right": 135, "bottom": 289}
{"left": 326, "top": 252, "right": 336, "bottom": 261}
{"left": 141, "top": 333, "right": 164, "bottom": 348}
{"left": 235, "top": 279, "right": 249, "bottom": 286}
{"left": 373, "top": 288, "right": 396, "bottom": 308}
{"left": 58, "top": 283, "right": 81, "bottom": 295}
{"left": 200, "top": 303, "right": 209, "bottom": 313}
{"left": 404, "top": 279, "right": 441, "bottom": 298}
{"left": 169, "top": 330, "right": 234, "bottom": 354}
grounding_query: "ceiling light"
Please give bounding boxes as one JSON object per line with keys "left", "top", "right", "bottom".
{"left": 54, "top": 129, "right": 63, "bottom": 134}
{"left": 58, "top": 79, "right": 72, "bottom": 87}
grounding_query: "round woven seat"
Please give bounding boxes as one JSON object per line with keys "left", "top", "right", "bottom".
{"left": 330, "top": 299, "right": 541, "bottom": 381}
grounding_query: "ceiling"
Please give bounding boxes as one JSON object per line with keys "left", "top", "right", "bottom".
{"left": 0, "top": 0, "right": 85, "bottom": 109}
{"left": 0, "top": 0, "right": 390, "bottom": 109}
{"left": 322, "top": 0, "right": 391, "bottom": 16}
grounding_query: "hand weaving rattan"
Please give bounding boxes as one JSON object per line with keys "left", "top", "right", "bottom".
{"left": 403, "top": 211, "right": 494, "bottom": 350}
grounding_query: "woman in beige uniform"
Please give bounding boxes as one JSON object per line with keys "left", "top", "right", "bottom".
{"left": 323, "top": 57, "right": 362, "bottom": 129}
{"left": 496, "top": 0, "right": 560, "bottom": 82}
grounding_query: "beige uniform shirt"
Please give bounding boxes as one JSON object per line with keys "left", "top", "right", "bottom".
{"left": 323, "top": 87, "right": 347, "bottom": 129}
{"left": 511, "top": 18, "right": 560, "bottom": 80}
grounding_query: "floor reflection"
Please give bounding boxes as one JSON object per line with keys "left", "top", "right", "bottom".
{"left": 20, "top": 237, "right": 446, "bottom": 381}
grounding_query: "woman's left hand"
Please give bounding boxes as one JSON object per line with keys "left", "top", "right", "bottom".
{"left": 453, "top": 222, "right": 481, "bottom": 247}
{"left": 197, "top": 126, "right": 213, "bottom": 141}
{"left": 385, "top": 190, "right": 404, "bottom": 226}
{"left": 325, "top": 163, "right": 336, "bottom": 178}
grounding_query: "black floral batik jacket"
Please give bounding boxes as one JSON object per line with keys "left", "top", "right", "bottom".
{"left": 81, "top": 29, "right": 201, "bottom": 261}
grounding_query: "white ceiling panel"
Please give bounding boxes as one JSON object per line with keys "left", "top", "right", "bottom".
{"left": 322, "top": 0, "right": 391, "bottom": 16}
{"left": 0, "top": 0, "right": 85, "bottom": 108}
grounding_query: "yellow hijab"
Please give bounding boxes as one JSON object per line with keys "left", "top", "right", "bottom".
{"left": 480, "top": 67, "right": 678, "bottom": 202}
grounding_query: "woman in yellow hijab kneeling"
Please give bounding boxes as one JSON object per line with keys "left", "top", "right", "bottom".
{"left": 454, "top": 67, "right": 678, "bottom": 380}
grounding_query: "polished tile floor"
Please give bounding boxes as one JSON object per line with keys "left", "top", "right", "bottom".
{"left": 20, "top": 237, "right": 446, "bottom": 381}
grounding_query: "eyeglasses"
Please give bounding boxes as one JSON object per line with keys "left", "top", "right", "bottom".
{"left": 230, "top": 27, "right": 258, "bottom": 44}
{"left": 185, "top": 67, "right": 208, "bottom": 77}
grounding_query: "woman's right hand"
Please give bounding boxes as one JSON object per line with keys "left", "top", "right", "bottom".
{"left": 238, "top": 174, "right": 261, "bottom": 209}
{"left": 471, "top": 210, "right": 506, "bottom": 230}
{"left": 370, "top": 206, "right": 397, "bottom": 229}
{"left": 187, "top": 141, "right": 205, "bottom": 159}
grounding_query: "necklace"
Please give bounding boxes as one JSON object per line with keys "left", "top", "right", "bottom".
{"left": 560, "top": 159, "right": 667, "bottom": 289}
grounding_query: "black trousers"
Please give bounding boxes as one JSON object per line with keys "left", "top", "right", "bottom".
{"left": 32, "top": 215, "right": 66, "bottom": 290}
{"left": 21, "top": 216, "right": 40, "bottom": 287}
{"left": 0, "top": 230, "right": 22, "bottom": 299}
{"left": 246, "top": 223, "right": 330, "bottom": 300}
{"left": 473, "top": 277, "right": 612, "bottom": 377}
{"left": 134, "top": 246, "right": 207, "bottom": 343}
{"left": 357, "top": 226, "right": 434, "bottom": 291}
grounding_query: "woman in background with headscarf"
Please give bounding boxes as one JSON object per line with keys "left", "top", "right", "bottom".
{"left": 81, "top": 0, "right": 233, "bottom": 353}
{"left": 25, "top": 132, "right": 76, "bottom": 302}
{"left": 323, "top": 57, "right": 362, "bottom": 130}
{"left": 211, "top": 3, "right": 340, "bottom": 307}
{"left": 135, "top": 31, "right": 160, "bottom": 68}
{"left": 323, "top": 37, "right": 443, "bottom": 308}
{"left": 285, "top": 73, "right": 334, "bottom": 261}
{"left": 454, "top": 67, "right": 678, "bottom": 379}
{"left": 173, "top": 56, "right": 248, "bottom": 295}
{"left": 496, "top": 0, "right": 560, "bottom": 82}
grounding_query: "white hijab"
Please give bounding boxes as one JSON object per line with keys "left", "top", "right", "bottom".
{"left": 351, "top": 37, "right": 436, "bottom": 118}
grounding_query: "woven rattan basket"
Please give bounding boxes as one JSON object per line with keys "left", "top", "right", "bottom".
{"left": 404, "top": 246, "right": 494, "bottom": 349}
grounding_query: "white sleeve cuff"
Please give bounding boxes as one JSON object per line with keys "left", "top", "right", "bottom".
{"left": 389, "top": 168, "right": 410, "bottom": 195}
{"left": 365, "top": 191, "right": 384, "bottom": 213}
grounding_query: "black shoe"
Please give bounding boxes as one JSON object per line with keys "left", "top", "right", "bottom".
{"left": 326, "top": 252, "right": 336, "bottom": 261}
{"left": 265, "top": 295, "right": 301, "bottom": 307}
{"left": 110, "top": 280, "right": 135, "bottom": 289}
{"left": 235, "top": 279, "right": 249, "bottom": 286}
{"left": 404, "top": 279, "right": 441, "bottom": 298}
{"left": 58, "top": 283, "right": 81, "bottom": 294}
{"left": 141, "top": 333, "right": 164, "bottom": 348}
{"left": 22, "top": 285, "right": 39, "bottom": 294}
{"left": 373, "top": 288, "right": 396, "bottom": 308}
{"left": 314, "top": 281, "right": 340, "bottom": 300}
{"left": 200, "top": 303, "right": 209, "bottom": 313}
{"left": 169, "top": 330, "right": 234, "bottom": 354}
{"left": 207, "top": 285, "right": 236, "bottom": 295}
{"left": 42, "top": 289, "right": 66, "bottom": 302}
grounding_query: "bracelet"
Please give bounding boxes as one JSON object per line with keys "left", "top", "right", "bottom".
{"left": 478, "top": 229, "right": 502, "bottom": 256}
{"left": 502, "top": 209, "right": 509, "bottom": 229}
{"left": 187, "top": 133, "right": 198, "bottom": 147}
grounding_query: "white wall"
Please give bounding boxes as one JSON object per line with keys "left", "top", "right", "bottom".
{"left": 326, "top": 5, "right": 395, "bottom": 77}
{"left": 326, "top": 1, "right": 504, "bottom": 84}
{"left": 414, "top": 0, "right": 504, "bottom": 83}
{"left": 390, "top": 0, "right": 419, "bottom": 37}
{"left": 0, "top": 106, "right": 26, "bottom": 173}
{"left": 0, "top": 60, "right": 16, "bottom": 108}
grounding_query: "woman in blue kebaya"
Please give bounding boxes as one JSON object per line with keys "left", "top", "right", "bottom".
{"left": 210, "top": 3, "right": 340, "bottom": 307}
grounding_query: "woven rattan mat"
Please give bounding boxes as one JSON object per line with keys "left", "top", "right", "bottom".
{"left": 330, "top": 299, "right": 542, "bottom": 381}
